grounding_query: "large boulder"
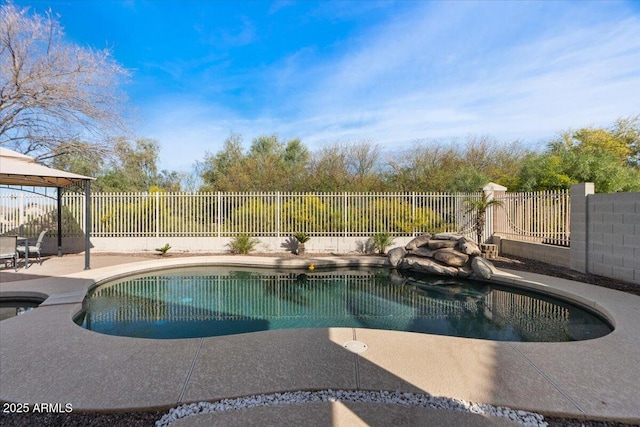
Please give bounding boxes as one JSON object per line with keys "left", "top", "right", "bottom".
{"left": 400, "top": 256, "right": 459, "bottom": 276}
{"left": 433, "top": 233, "right": 464, "bottom": 241}
{"left": 410, "top": 247, "right": 436, "bottom": 258}
{"left": 427, "top": 239, "right": 457, "bottom": 250}
{"left": 433, "top": 248, "right": 469, "bottom": 267}
{"left": 389, "top": 269, "right": 407, "bottom": 286}
{"left": 391, "top": 233, "right": 500, "bottom": 282}
{"left": 457, "top": 265, "right": 473, "bottom": 278}
{"left": 405, "top": 234, "right": 432, "bottom": 250}
{"left": 455, "top": 237, "right": 482, "bottom": 256}
{"left": 387, "top": 246, "right": 407, "bottom": 268}
{"left": 472, "top": 257, "right": 495, "bottom": 280}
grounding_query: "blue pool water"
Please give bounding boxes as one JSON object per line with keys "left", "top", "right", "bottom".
{"left": 76, "top": 267, "right": 612, "bottom": 342}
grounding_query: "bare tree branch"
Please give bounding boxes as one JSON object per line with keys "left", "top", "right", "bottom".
{"left": 0, "top": 3, "right": 130, "bottom": 162}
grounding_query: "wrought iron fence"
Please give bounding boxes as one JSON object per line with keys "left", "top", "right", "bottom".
{"left": 85, "top": 191, "right": 479, "bottom": 238}
{"left": 0, "top": 189, "right": 570, "bottom": 245}
{"left": 494, "top": 190, "right": 571, "bottom": 246}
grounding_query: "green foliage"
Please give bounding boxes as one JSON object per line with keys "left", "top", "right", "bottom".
{"left": 218, "top": 194, "right": 451, "bottom": 236}
{"left": 371, "top": 232, "right": 395, "bottom": 255}
{"left": 284, "top": 195, "right": 341, "bottom": 233}
{"left": 53, "top": 116, "right": 640, "bottom": 195}
{"left": 464, "top": 193, "right": 504, "bottom": 245}
{"left": 91, "top": 138, "right": 162, "bottom": 191}
{"left": 201, "top": 133, "right": 309, "bottom": 192}
{"left": 51, "top": 141, "right": 106, "bottom": 178}
{"left": 517, "top": 118, "right": 640, "bottom": 193}
{"left": 228, "top": 234, "right": 260, "bottom": 254}
{"left": 346, "top": 198, "right": 450, "bottom": 234}
{"left": 518, "top": 152, "right": 573, "bottom": 191}
{"left": 155, "top": 243, "right": 171, "bottom": 256}
{"left": 293, "top": 232, "right": 311, "bottom": 244}
{"left": 612, "top": 115, "right": 640, "bottom": 167}
{"left": 52, "top": 137, "right": 185, "bottom": 192}
{"left": 388, "top": 138, "right": 528, "bottom": 192}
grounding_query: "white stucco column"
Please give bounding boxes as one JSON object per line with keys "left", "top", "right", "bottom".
{"left": 569, "top": 182, "right": 594, "bottom": 273}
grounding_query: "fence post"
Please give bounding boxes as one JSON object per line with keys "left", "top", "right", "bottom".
{"left": 155, "top": 191, "right": 160, "bottom": 238}
{"left": 57, "top": 188, "right": 63, "bottom": 256}
{"left": 276, "top": 191, "right": 281, "bottom": 238}
{"left": 19, "top": 193, "right": 24, "bottom": 235}
{"left": 412, "top": 192, "right": 416, "bottom": 237}
{"left": 569, "top": 182, "right": 594, "bottom": 274}
{"left": 84, "top": 180, "right": 91, "bottom": 270}
{"left": 482, "top": 182, "right": 507, "bottom": 245}
{"left": 217, "top": 192, "right": 222, "bottom": 238}
{"left": 343, "top": 192, "right": 348, "bottom": 237}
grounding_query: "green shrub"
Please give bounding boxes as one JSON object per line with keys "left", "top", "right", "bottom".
{"left": 228, "top": 234, "right": 260, "bottom": 254}
{"left": 292, "top": 232, "right": 311, "bottom": 244}
{"left": 155, "top": 243, "right": 171, "bottom": 256}
{"left": 371, "top": 232, "right": 395, "bottom": 255}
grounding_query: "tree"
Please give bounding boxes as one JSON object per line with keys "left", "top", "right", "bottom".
{"left": 609, "top": 115, "right": 639, "bottom": 167}
{"left": 50, "top": 140, "right": 105, "bottom": 178}
{"left": 200, "top": 133, "right": 309, "bottom": 192}
{"left": 0, "top": 3, "right": 129, "bottom": 161}
{"left": 518, "top": 152, "right": 573, "bottom": 191}
{"left": 464, "top": 192, "right": 503, "bottom": 245}
{"left": 388, "top": 138, "right": 528, "bottom": 192}
{"left": 347, "top": 140, "right": 387, "bottom": 191}
{"left": 518, "top": 120, "right": 640, "bottom": 193}
{"left": 305, "top": 141, "right": 387, "bottom": 192}
{"left": 201, "top": 132, "right": 246, "bottom": 191}
{"left": 156, "top": 170, "right": 182, "bottom": 192}
{"left": 306, "top": 144, "right": 352, "bottom": 191}
{"left": 96, "top": 138, "right": 161, "bottom": 192}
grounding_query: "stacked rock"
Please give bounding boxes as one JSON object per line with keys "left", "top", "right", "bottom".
{"left": 387, "top": 233, "right": 496, "bottom": 280}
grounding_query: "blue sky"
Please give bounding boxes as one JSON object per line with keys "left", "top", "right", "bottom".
{"left": 15, "top": 0, "right": 640, "bottom": 171}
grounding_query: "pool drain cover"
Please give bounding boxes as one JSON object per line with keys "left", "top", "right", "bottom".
{"left": 343, "top": 340, "right": 368, "bottom": 353}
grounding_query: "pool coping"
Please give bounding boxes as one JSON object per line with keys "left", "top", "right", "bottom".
{"left": 1, "top": 256, "right": 639, "bottom": 423}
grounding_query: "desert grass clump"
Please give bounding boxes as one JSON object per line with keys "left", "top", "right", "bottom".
{"left": 371, "top": 232, "right": 395, "bottom": 255}
{"left": 228, "top": 235, "right": 260, "bottom": 254}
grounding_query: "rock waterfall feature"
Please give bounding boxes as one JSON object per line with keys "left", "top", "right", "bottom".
{"left": 387, "top": 233, "right": 496, "bottom": 280}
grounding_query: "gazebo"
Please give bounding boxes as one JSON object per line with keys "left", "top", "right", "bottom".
{"left": 0, "top": 147, "right": 94, "bottom": 269}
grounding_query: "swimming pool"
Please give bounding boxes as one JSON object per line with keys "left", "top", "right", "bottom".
{"left": 75, "top": 267, "right": 612, "bottom": 342}
{"left": 0, "top": 298, "right": 42, "bottom": 322}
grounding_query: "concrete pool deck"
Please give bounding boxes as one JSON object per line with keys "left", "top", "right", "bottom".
{"left": 1, "top": 254, "right": 639, "bottom": 426}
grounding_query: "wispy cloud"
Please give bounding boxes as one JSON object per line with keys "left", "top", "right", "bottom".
{"left": 281, "top": 2, "right": 640, "bottom": 146}
{"left": 141, "top": 1, "right": 640, "bottom": 170}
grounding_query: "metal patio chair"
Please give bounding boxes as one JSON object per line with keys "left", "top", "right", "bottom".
{"left": 0, "top": 236, "right": 18, "bottom": 271}
{"left": 17, "top": 229, "right": 48, "bottom": 266}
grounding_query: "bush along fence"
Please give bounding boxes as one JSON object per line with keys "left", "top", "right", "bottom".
{"left": 0, "top": 184, "right": 570, "bottom": 252}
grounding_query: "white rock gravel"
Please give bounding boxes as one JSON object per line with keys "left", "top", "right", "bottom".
{"left": 156, "top": 389, "right": 548, "bottom": 427}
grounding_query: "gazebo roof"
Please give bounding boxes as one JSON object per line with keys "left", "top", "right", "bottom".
{"left": 0, "top": 147, "right": 94, "bottom": 187}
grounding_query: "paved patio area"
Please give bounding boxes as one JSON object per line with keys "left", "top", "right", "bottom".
{"left": 1, "top": 254, "right": 639, "bottom": 426}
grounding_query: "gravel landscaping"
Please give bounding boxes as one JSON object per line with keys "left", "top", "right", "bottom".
{"left": 154, "top": 390, "right": 548, "bottom": 427}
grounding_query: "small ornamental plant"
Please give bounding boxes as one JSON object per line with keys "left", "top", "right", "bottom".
{"left": 155, "top": 243, "right": 171, "bottom": 256}
{"left": 293, "top": 232, "right": 310, "bottom": 255}
{"left": 463, "top": 193, "right": 504, "bottom": 245}
{"left": 228, "top": 234, "right": 260, "bottom": 254}
{"left": 372, "top": 232, "right": 395, "bottom": 255}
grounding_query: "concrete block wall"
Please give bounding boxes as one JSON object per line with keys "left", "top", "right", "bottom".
{"left": 85, "top": 236, "right": 415, "bottom": 255}
{"left": 570, "top": 183, "right": 640, "bottom": 285}
{"left": 496, "top": 237, "right": 570, "bottom": 268}
{"left": 586, "top": 192, "right": 640, "bottom": 284}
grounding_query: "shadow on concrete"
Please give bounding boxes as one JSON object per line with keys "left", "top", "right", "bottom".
{"left": 280, "top": 236, "right": 299, "bottom": 254}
